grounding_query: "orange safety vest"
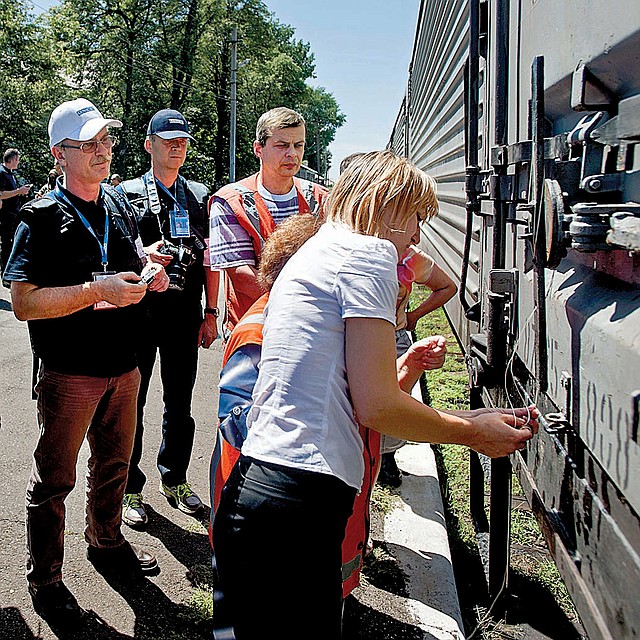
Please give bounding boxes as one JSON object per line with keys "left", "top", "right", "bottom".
{"left": 211, "top": 292, "right": 380, "bottom": 598}
{"left": 212, "top": 294, "right": 268, "bottom": 511}
{"left": 209, "top": 173, "right": 327, "bottom": 331}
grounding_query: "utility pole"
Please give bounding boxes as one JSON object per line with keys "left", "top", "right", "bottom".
{"left": 315, "top": 125, "right": 320, "bottom": 177}
{"left": 229, "top": 26, "right": 238, "bottom": 183}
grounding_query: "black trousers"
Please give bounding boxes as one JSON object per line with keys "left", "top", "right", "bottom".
{"left": 212, "top": 456, "right": 357, "bottom": 640}
{"left": 1, "top": 210, "right": 18, "bottom": 278}
{"left": 126, "top": 306, "right": 200, "bottom": 492}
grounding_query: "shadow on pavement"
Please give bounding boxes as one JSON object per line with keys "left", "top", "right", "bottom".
{"left": 0, "top": 608, "right": 40, "bottom": 640}
{"left": 141, "top": 505, "right": 211, "bottom": 570}
{"left": 342, "top": 595, "right": 430, "bottom": 640}
{"left": 91, "top": 571, "right": 211, "bottom": 639}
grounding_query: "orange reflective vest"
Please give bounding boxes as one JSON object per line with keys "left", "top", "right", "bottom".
{"left": 211, "top": 292, "right": 380, "bottom": 598}
{"left": 209, "top": 173, "right": 327, "bottom": 331}
{"left": 212, "top": 294, "right": 268, "bottom": 511}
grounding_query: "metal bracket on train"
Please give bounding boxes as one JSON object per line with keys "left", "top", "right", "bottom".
{"left": 571, "top": 63, "right": 616, "bottom": 112}
{"left": 590, "top": 93, "right": 640, "bottom": 147}
{"left": 542, "top": 412, "right": 572, "bottom": 434}
{"left": 581, "top": 173, "right": 624, "bottom": 194}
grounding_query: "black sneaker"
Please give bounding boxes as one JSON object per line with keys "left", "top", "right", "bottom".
{"left": 160, "top": 481, "right": 204, "bottom": 516}
{"left": 378, "top": 452, "right": 403, "bottom": 488}
{"left": 87, "top": 541, "right": 158, "bottom": 576}
{"left": 29, "top": 580, "right": 82, "bottom": 628}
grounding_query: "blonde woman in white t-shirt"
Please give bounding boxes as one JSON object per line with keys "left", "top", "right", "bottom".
{"left": 211, "top": 150, "right": 538, "bottom": 640}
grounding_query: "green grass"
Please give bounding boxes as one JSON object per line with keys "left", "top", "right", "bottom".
{"left": 410, "top": 285, "right": 578, "bottom": 636}
{"left": 370, "top": 483, "right": 402, "bottom": 516}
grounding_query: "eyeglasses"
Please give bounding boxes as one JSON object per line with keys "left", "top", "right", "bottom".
{"left": 60, "top": 135, "right": 117, "bottom": 154}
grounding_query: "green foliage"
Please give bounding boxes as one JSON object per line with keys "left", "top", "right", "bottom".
{"left": 0, "top": 0, "right": 67, "bottom": 183}
{"left": 300, "top": 85, "right": 346, "bottom": 176}
{"left": 411, "top": 288, "right": 469, "bottom": 412}
{"left": 370, "top": 483, "right": 401, "bottom": 516}
{"left": 0, "top": 0, "right": 344, "bottom": 189}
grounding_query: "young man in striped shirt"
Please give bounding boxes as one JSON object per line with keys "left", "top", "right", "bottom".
{"left": 208, "top": 107, "right": 327, "bottom": 334}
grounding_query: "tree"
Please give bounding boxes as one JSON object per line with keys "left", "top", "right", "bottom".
{"left": 298, "top": 86, "right": 346, "bottom": 176}
{"left": 36, "top": 0, "right": 344, "bottom": 186}
{"left": 0, "top": 0, "right": 66, "bottom": 184}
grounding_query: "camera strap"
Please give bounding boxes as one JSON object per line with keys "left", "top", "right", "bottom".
{"left": 143, "top": 170, "right": 162, "bottom": 216}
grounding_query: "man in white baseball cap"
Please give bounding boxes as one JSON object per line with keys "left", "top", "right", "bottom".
{"left": 48, "top": 97, "right": 123, "bottom": 149}
{"left": 5, "top": 97, "right": 168, "bottom": 628}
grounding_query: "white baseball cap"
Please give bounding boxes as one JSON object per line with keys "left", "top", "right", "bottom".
{"left": 48, "top": 98, "right": 123, "bottom": 149}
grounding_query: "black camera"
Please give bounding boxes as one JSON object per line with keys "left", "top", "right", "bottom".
{"left": 159, "top": 241, "right": 196, "bottom": 291}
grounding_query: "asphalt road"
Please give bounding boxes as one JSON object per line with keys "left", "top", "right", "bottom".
{"left": 0, "top": 284, "right": 223, "bottom": 639}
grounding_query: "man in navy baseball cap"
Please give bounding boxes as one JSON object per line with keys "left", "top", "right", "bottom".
{"left": 146, "top": 109, "right": 195, "bottom": 140}
{"left": 118, "top": 107, "right": 216, "bottom": 529}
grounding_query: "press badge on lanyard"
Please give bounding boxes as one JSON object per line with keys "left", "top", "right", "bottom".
{"left": 169, "top": 205, "right": 191, "bottom": 238}
{"left": 92, "top": 271, "right": 117, "bottom": 310}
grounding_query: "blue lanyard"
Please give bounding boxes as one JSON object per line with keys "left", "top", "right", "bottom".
{"left": 54, "top": 185, "right": 110, "bottom": 271}
{"left": 154, "top": 176, "right": 188, "bottom": 217}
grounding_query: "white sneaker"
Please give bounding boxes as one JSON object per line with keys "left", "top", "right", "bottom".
{"left": 122, "top": 493, "right": 148, "bottom": 527}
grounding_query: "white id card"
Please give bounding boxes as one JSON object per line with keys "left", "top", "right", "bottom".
{"left": 170, "top": 208, "right": 190, "bottom": 238}
{"left": 92, "top": 271, "right": 117, "bottom": 310}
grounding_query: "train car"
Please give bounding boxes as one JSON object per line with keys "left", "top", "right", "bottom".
{"left": 390, "top": 2, "right": 640, "bottom": 639}
{"left": 296, "top": 162, "right": 331, "bottom": 187}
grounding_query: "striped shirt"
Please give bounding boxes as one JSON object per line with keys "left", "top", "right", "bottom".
{"left": 209, "top": 183, "right": 299, "bottom": 269}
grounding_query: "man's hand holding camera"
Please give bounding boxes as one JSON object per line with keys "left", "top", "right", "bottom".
{"left": 144, "top": 239, "right": 173, "bottom": 267}
{"left": 92, "top": 265, "right": 169, "bottom": 308}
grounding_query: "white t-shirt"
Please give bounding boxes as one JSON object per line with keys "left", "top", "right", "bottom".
{"left": 242, "top": 222, "right": 399, "bottom": 490}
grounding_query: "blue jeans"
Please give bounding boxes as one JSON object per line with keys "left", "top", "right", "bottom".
{"left": 126, "top": 311, "right": 200, "bottom": 492}
{"left": 26, "top": 367, "right": 140, "bottom": 586}
{"left": 212, "top": 456, "right": 356, "bottom": 640}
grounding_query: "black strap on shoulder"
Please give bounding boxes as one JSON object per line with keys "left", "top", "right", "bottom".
{"left": 102, "top": 184, "right": 138, "bottom": 238}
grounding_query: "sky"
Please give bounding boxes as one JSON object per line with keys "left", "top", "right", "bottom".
{"left": 263, "top": 0, "right": 420, "bottom": 178}
{"left": 31, "top": 0, "right": 420, "bottom": 180}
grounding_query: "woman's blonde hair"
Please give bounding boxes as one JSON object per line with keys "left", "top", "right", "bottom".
{"left": 325, "top": 150, "right": 438, "bottom": 236}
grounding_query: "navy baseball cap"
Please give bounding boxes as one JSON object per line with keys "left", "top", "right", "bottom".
{"left": 147, "top": 109, "right": 194, "bottom": 140}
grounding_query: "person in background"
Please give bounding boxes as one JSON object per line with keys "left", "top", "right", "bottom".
{"left": 118, "top": 109, "right": 217, "bottom": 526}
{"left": 110, "top": 173, "right": 122, "bottom": 187}
{"left": 209, "top": 106, "right": 327, "bottom": 335}
{"left": 0, "top": 148, "right": 32, "bottom": 281}
{"left": 380, "top": 244, "right": 457, "bottom": 486}
{"left": 37, "top": 160, "right": 62, "bottom": 198}
{"left": 211, "top": 150, "right": 539, "bottom": 639}
{"left": 4, "top": 98, "right": 168, "bottom": 629}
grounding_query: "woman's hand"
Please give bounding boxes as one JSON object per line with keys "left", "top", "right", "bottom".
{"left": 465, "top": 405, "right": 540, "bottom": 457}
{"left": 403, "top": 335, "right": 447, "bottom": 371}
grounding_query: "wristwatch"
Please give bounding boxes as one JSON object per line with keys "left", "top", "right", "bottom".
{"left": 204, "top": 307, "right": 220, "bottom": 318}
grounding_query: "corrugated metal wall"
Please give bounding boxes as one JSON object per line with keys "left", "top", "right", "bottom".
{"left": 389, "top": 96, "right": 408, "bottom": 156}
{"left": 406, "top": 0, "right": 480, "bottom": 343}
